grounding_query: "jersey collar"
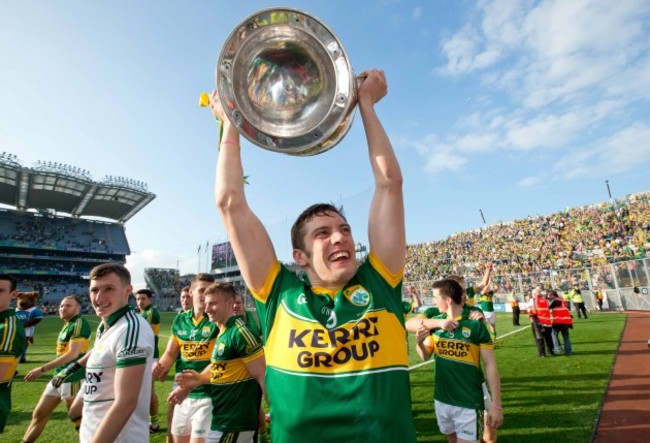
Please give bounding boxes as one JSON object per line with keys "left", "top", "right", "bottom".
{"left": 99, "top": 304, "right": 132, "bottom": 333}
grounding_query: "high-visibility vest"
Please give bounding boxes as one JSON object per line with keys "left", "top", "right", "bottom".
{"left": 534, "top": 296, "right": 552, "bottom": 326}
{"left": 561, "top": 292, "right": 571, "bottom": 302}
{"left": 510, "top": 299, "right": 519, "bottom": 308}
{"left": 550, "top": 299, "right": 573, "bottom": 326}
{"left": 570, "top": 289, "right": 584, "bottom": 303}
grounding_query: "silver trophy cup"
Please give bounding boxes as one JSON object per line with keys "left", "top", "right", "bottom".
{"left": 217, "top": 8, "right": 360, "bottom": 156}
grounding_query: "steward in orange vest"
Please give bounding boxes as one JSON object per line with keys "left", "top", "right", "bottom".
{"left": 529, "top": 288, "right": 555, "bottom": 357}
{"left": 548, "top": 290, "right": 573, "bottom": 355}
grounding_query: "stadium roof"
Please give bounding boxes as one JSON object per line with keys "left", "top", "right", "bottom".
{"left": 0, "top": 152, "right": 155, "bottom": 222}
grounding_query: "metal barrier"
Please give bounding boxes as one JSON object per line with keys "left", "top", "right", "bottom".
{"left": 406, "top": 257, "right": 650, "bottom": 311}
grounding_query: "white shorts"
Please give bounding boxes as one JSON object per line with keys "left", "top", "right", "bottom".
{"left": 171, "top": 396, "right": 213, "bottom": 438}
{"left": 207, "top": 430, "right": 255, "bottom": 443}
{"left": 483, "top": 311, "right": 496, "bottom": 325}
{"left": 435, "top": 400, "right": 483, "bottom": 442}
{"left": 44, "top": 379, "right": 83, "bottom": 400}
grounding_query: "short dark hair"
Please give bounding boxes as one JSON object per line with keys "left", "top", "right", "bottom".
{"left": 205, "top": 282, "right": 237, "bottom": 301}
{"left": 0, "top": 274, "right": 17, "bottom": 292}
{"left": 136, "top": 289, "right": 154, "bottom": 298}
{"left": 432, "top": 278, "right": 463, "bottom": 305}
{"left": 89, "top": 263, "right": 131, "bottom": 286}
{"left": 63, "top": 294, "right": 83, "bottom": 306}
{"left": 547, "top": 290, "right": 559, "bottom": 298}
{"left": 181, "top": 285, "right": 191, "bottom": 293}
{"left": 291, "top": 203, "right": 347, "bottom": 251}
{"left": 191, "top": 273, "right": 215, "bottom": 289}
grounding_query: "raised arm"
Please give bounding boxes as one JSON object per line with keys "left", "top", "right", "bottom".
{"left": 211, "top": 91, "right": 277, "bottom": 292}
{"left": 360, "top": 70, "right": 405, "bottom": 275}
{"left": 475, "top": 262, "right": 493, "bottom": 293}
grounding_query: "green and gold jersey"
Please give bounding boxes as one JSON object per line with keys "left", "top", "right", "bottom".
{"left": 422, "top": 312, "right": 493, "bottom": 409}
{"left": 465, "top": 286, "right": 477, "bottom": 307}
{"left": 170, "top": 310, "right": 218, "bottom": 398}
{"left": 141, "top": 305, "right": 160, "bottom": 358}
{"left": 0, "top": 308, "right": 25, "bottom": 385}
{"left": 55, "top": 314, "right": 91, "bottom": 380}
{"left": 209, "top": 315, "right": 263, "bottom": 433}
{"left": 252, "top": 252, "right": 417, "bottom": 443}
{"left": 419, "top": 306, "right": 442, "bottom": 319}
{"left": 479, "top": 291, "right": 495, "bottom": 312}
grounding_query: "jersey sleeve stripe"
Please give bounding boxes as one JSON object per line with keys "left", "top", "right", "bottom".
{"left": 235, "top": 319, "right": 258, "bottom": 348}
{"left": 251, "top": 260, "right": 281, "bottom": 302}
{"left": 124, "top": 311, "right": 141, "bottom": 351}
{"left": 1, "top": 318, "right": 16, "bottom": 353}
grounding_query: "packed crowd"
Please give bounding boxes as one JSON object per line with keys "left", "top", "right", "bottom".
{"left": 405, "top": 192, "right": 650, "bottom": 285}
{"left": 0, "top": 210, "right": 129, "bottom": 254}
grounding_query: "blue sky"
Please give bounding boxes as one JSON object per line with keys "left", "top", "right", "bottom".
{"left": 2, "top": 1, "right": 649, "bottom": 285}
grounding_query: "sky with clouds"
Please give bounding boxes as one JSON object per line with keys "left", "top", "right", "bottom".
{"left": 1, "top": 0, "right": 649, "bottom": 284}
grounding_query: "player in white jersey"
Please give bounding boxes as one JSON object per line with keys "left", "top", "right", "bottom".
{"left": 80, "top": 263, "right": 154, "bottom": 443}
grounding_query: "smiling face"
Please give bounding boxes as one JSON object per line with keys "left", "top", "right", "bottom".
{"left": 89, "top": 273, "right": 132, "bottom": 321}
{"left": 204, "top": 291, "right": 233, "bottom": 326}
{"left": 292, "top": 211, "right": 357, "bottom": 289}
{"left": 59, "top": 297, "right": 81, "bottom": 321}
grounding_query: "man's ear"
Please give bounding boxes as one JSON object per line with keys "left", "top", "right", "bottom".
{"left": 293, "top": 249, "right": 308, "bottom": 266}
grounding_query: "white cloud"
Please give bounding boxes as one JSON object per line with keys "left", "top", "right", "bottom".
{"left": 552, "top": 123, "right": 650, "bottom": 177}
{"left": 517, "top": 176, "right": 542, "bottom": 187}
{"left": 125, "top": 248, "right": 194, "bottom": 286}
{"left": 414, "top": 0, "right": 650, "bottom": 182}
{"left": 412, "top": 6, "right": 422, "bottom": 20}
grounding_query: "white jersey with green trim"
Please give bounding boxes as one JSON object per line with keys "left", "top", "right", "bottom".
{"left": 80, "top": 306, "right": 154, "bottom": 443}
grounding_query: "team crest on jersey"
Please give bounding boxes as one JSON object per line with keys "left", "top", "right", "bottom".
{"left": 202, "top": 326, "right": 211, "bottom": 338}
{"left": 462, "top": 327, "right": 471, "bottom": 338}
{"left": 217, "top": 342, "right": 225, "bottom": 357}
{"left": 343, "top": 285, "right": 370, "bottom": 306}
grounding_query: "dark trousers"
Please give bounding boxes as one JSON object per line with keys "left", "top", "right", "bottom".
{"left": 531, "top": 320, "right": 555, "bottom": 356}
{"left": 575, "top": 302, "right": 588, "bottom": 319}
{"left": 512, "top": 306, "right": 521, "bottom": 325}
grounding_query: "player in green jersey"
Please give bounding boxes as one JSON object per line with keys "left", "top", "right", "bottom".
{"left": 23, "top": 295, "right": 91, "bottom": 440}
{"left": 211, "top": 69, "right": 417, "bottom": 442}
{"left": 404, "top": 265, "right": 492, "bottom": 334}
{"left": 0, "top": 273, "right": 26, "bottom": 434}
{"left": 478, "top": 286, "right": 497, "bottom": 344}
{"left": 178, "top": 282, "right": 266, "bottom": 443}
{"left": 136, "top": 289, "right": 161, "bottom": 432}
{"left": 153, "top": 274, "right": 217, "bottom": 443}
{"left": 416, "top": 279, "right": 503, "bottom": 443}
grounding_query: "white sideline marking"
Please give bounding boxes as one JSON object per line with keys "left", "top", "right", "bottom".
{"left": 408, "top": 325, "right": 529, "bottom": 371}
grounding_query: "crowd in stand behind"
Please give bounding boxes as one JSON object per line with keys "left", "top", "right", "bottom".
{"left": 406, "top": 192, "right": 650, "bottom": 284}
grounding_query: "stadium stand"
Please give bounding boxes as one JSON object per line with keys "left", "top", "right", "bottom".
{"left": 0, "top": 152, "right": 155, "bottom": 310}
{"left": 405, "top": 191, "right": 650, "bottom": 309}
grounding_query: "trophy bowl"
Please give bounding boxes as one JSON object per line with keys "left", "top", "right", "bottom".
{"left": 217, "top": 8, "right": 358, "bottom": 156}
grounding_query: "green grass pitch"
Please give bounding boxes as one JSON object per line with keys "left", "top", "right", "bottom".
{"left": 3, "top": 311, "right": 625, "bottom": 442}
